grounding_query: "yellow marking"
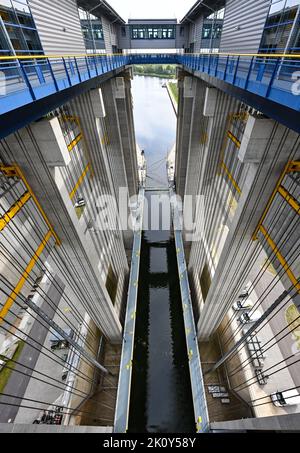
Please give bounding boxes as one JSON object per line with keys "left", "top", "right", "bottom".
{"left": 285, "top": 304, "right": 300, "bottom": 342}
{"left": 221, "top": 162, "right": 242, "bottom": 194}
{"left": 131, "top": 311, "right": 136, "bottom": 320}
{"left": 68, "top": 133, "right": 82, "bottom": 152}
{"left": 253, "top": 161, "right": 300, "bottom": 240}
{"left": 278, "top": 185, "right": 300, "bottom": 214}
{"left": 200, "top": 133, "right": 208, "bottom": 145}
{"left": 126, "top": 360, "right": 132, "bottom": 370}
{"left": 0, "top": 231, "right": 52, "bottom": 322}
{"left": 227, "top": 131, "right": 241, "bottom": 148}
{"left": 0, "top": 166, "right": 18, "bottom": 178}
{"left": 231, "top": 112, "right": 249, "bottom": 122}
{"left": 101, "top": 134, "right": 110, "bottom": 145}
{"left": 0, "top": 165, "right": 60, "bottom": 245}
{"left": 286, "top": 161, "right": 300, "bottom": 174}
{"left": 260, "top": 225, "right": 300, "bottom": 293}
{"left": 2, "top": 52, "right": 300, "bottom": 61}
{"left": 0, "top": 191, "right": 31, "bottom": 232}
{"left": 69, "top": 164, "right": 90, "bottom": 200}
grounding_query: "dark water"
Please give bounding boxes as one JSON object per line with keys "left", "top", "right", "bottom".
{"left": 128, "top": 77, "right": 195, "bottom": 433}
{"left": 131, "top": 76, "right": 176, "bottom": 188}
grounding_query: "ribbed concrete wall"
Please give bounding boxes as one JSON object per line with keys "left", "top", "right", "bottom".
{"left": 220, "top": 0, "right": 270, "bottom": 53}
{"left": 28, "top": 0, "right": 86, "bottom": 55}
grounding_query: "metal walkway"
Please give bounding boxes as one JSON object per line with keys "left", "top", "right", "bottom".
{"left": 1, "top": 52, "right": 300, "bottom": 132}
{"left": 114, "top": 188, "right": 145, "bottom": 433}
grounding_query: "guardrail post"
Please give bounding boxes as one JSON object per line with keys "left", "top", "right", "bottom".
{"left": 215, "top": 54, "right": 219, "bottom": 77}
{"left": 208, "top": 53, "right": 212, "bottom": 74}
{"left": 244, "top": 56, "right": 254, "bottom": 89}
{"left": 74, "top": 57, "right": 82, "bottom": 82}
{"left": 19, "top": 61, "right": 36, "bottom": 100}
{"left": 93, "top": 56, "right": 99, "bottom": 76}
{"left": 62, "top": 57, "right": 72, "bottom": 87}
{"left": 266, "top": 57, "right": 280, "bottom": 98}
{"left": 47, "top": 58, "right": 59, "bottom": 92}
{"left": 98, "top": 56, "right": 103, "bottom": 74}
{"left": 35, "top": 62, "right": 45, "bottom": 84}
{"left": 223, "top": 55, "right": 229, "bottom": 80}
{"left": 232, "top": 56, "right": 240, "bottom": 84}
{"left": 85, "top": 56, "right": 91, "bottom": 78}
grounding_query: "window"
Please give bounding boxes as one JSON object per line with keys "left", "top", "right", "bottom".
{"left": 78, "top": 7, "right": 104, "bottom": 53}
{"left": 0, "top": 0, "right": 43, "bottom": 55}
{"left": 202, "top": 24, "right": 212, "bottom": 39}
{"left": 130, "top": 24, "right": 176, "bottom": 40}
{"left": 121, "top": 26, "right": 126, "bottom": 37}
{"left": 260, "top": 0, "right": 300, "bottom": 53}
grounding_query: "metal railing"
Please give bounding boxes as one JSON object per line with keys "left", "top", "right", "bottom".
{"left": 1, "top": 52, "right": 300, "bottom": 117}
{"left": 0, "top": 53, "right": 129, "bottom": 114}
{"left": 178, "top": 52, "right": 300, "bottom": 111}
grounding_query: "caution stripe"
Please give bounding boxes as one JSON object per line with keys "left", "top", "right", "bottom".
{"left": 68, "top": 133, "right": 82, "bottom": 152}
{"left": 0, "top": 231, "right": 53, "bottom": 322}
{"left": 227, "top": 130, "right": 241, "bottom": 148}
{"left": 221, "top": 162, "right": 242, "bottom": 194}
{"left": 69, "top": 164, "right": 90, "bottom": 200}
{"left": 0, "top": 191, "right": 31, "bottom": 232}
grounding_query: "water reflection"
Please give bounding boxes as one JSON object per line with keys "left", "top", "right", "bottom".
{"left": 128, "top": 191, "right": 195, "bottom": 433}
{"left": 131, "top": 76, "right": 176, "bottom": 188}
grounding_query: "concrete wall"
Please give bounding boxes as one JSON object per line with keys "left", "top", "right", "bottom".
{"left": 211, "top": 412, "right": 300, "bottom": 431}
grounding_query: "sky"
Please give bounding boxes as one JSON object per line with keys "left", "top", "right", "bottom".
{"left": 107, "top": 0, "right": 197, "bottom": 21}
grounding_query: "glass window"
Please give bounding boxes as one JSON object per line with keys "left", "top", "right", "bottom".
{"left": 0, "top": 4, "right": 18, "bottom": 24}
{"left": 270, "top": 0, "right": 286, "bottom": 15}
{"left": 260, "top": 0, "right": 300, "bottom": 53}
{"left": 202, "top": 24, "right": 211, "bottom": 39}
{"left": 130, "top": 24, "right": 175, "bottom": 40}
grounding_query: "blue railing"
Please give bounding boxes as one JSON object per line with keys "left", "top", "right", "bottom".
{"left": 1, "top": 52, "right": 300, "bottom": 117}
{"left": 0, "top": 54, "right": 129, "bottom": 114}
{"left": 178, "top": 53, "right": 300, "bottom": 111}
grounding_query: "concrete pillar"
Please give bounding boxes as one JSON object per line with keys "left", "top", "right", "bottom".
{"left": 100, "top": 74, "right": 138, "bottom": 250}
{"left": 68, "top": 86, "right": 130, "bottom": 316}
{"left": 197, "top": 115, "right": 299, "bottom": 339}
{"left": 175, "top": 73, "right": 196, "bottom": 199}
{"left": 186, "top": 85, "right": 239, "bottom": 314}
{"left": 113, "top": 73, "right": 138, "bottom": 199}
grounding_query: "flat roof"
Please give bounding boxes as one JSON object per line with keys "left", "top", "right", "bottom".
{"left": 77, "top": 0, "right": 126, "bottom": 24}
{"left": 180, "top": 0, "right": 225, "bottom": 24}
